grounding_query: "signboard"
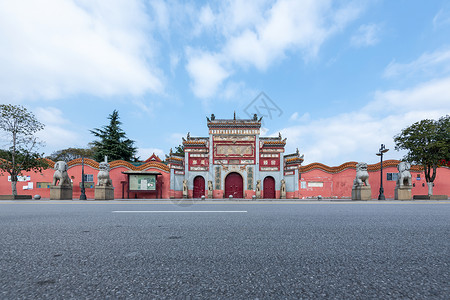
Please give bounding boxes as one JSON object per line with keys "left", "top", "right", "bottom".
{"left": 8, "top": 176, "right": 30, "bottom": 182}
{"left": 129, "top": 174, "right": 156, "bottom": 191}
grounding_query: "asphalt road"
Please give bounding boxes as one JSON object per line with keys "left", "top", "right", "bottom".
{"left": 0, "top": 200, "right": 449, "bottom": 299}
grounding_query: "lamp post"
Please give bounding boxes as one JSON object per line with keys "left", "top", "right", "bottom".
{"left": 80, "top": 156, "right": 87, "bottom": 200}
{"left": 376, "top": 144, "right": 389, "bottom": 200}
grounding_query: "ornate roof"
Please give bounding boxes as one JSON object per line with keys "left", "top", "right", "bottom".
{"left": 182, "top": 133, "right": 208, "bottom": 148}
{"left": 144, "top": 153, "right": 162, "bottom": 163}
{"left": 261, "top": 139, "right": 287, "bottom": 147}
{"left": 207, "top": 113, "right": 262, "bottom": 129}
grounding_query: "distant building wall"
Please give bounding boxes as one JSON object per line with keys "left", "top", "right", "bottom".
{"left": 299, "top": 160, "right": 450, "bottom": 199}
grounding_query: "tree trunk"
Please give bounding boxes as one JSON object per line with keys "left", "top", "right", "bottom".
{"left": 11, "top": 180, "right": 17, "bottom": 197}
{"left": 424, "top": 164, "right": 437, "bottom": 196}
{"left": 427, "top": 182, "right": 433, "bottom": 196}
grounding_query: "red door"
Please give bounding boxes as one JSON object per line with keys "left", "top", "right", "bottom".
{"left": 263, "top": 176, "right": 275, "bottom": 199}
{"left": 193, "top": 176, "right": 205, "bottom": 198}
{"left": 225, "top": 172, "right": 243, "bottom": 198}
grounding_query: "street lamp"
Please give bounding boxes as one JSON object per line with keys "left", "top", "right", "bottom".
{"left": 80, "top": 156, "right": 87, "bottom": 200}
{"left": 376, "top": 144, "right": 389, "bottom": 200}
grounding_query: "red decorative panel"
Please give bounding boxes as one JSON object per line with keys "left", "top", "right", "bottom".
{"left": 213, "top": 140, "right": 256, "bottom": 161}
{"left": 259, "top": 156, "right": 280, "bottom": 171}
{"left": 188, "top": 153, "right": 209, "bottom": 171}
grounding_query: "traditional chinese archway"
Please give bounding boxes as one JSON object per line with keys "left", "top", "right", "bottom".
{"left": 263, "top": 176, "right": 275, "bottom": 199}
{"left": 193, "top": 176, "right": 205, "bottom": 198}
{"left": 224, "top": 172, "right": 243, "bottom": 198}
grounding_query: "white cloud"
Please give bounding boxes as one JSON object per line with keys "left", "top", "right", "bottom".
{"left": 199, "top": 4, "right": 215, "bottom": 29}
{"left": 289, "top": 112, "right": 310, "bottom": 122}
{"left": 185, "top": 52, "right": 229, "bottom": 99}
{"left": 365, "top": 77, "right": 450, "bottom": 114}
{"left": 37, "top": 126, "right": 81, "bottom": 151}
{"left": 166, "top": 133, "right": 186, "bottom": 146}
{"left": 33, "top": 106, "right": 81, "bottom": 152}
{"left": 169, "top": 53, "right": 181, "bottom": 74}
{"left": 260, "top": 127, "right": 269, "bottom": 136}
{"left": 280, "top": 77, "right": 450, "bottom": 166}
{"left": 350, "top": 23, "right": 381, "bottom": 47}
{"left": 0, "top": 0, "right": 163, "bottom": 102}
{"left": 137, "top": 147, "right": 165, "bottom": 161}
{"left": 185, "top": 0, "right": 364, "bottom": 99}
{"left": 433, "top": 5, "right": 450, "bottom": 28}
{"left": 150, "top": 0, "right": 170, "bottom": 32}
{"left": 34, "top": 107, "right": 68, "bottom": 125}
{"left": 383, "top": 48, "right": 450, "bottom": 79}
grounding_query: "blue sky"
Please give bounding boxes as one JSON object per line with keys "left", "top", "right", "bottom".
{"left": 1, "top": 0, "right": 450, "bottom": 166}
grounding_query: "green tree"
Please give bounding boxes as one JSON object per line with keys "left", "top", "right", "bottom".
{"left": 0, "top": 104, "right": 48, "bottom": 196}
{"left": 394, "top": 115, "right": 450, "bottom": 195}
{"left": 90, "top": 110, "right": 137, "bottom": 162}
{"left": 47, "top": 147, "right": 95, "bottom": 162}
{"left": 174, "top": 144, "right": 184, "bottom": 156}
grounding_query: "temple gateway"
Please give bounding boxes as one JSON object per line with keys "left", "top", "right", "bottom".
{"left": 166, "top": 114, "right": 304, "bottom": 199}
{"left": 2, "top": 115, "right": 447, "bottom": 200}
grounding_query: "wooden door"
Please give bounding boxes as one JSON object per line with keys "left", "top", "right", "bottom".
{"left": 263, "top": 176, "right": 275, "bottom": 199}
{"left": 193, "top": 176, "right": 205, "bottom": 198}
{"left": 225, "top": 172, "right": 243, "bottom": 198}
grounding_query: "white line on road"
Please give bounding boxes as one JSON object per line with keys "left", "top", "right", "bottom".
{"left": 112, "top": 210, "right": 248, "bottom": 213}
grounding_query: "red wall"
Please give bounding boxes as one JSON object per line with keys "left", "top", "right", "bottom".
{"left": 1, "top": 161, "right": 448, "bottom": 200}
{"left": 300, "top": 166, "right": 450, "bottom": 199}
{"left": 0, "top": 164, "right": 170, "bottom": 200}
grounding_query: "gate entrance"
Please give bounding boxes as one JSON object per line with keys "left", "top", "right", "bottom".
{"left": 263, "top": 176, "right": 275, "bottom": 199}
{"left": 224, "top": 172, "right": 243, "bottom": 198}
{"left": 193, "top": 176, "right": 205, "bottom": 198}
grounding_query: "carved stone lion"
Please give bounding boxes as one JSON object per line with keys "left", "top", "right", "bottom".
{"left": 97, "top": 162, "right": 112, "bottom": 187}
{"left": 52, "top": 161, "right": 71, "bottom": 186}
{"left": 353, "top": 162, "right": 370, "bottom": 187}
{"left": 255, "top": 180, "right": 261, "bottom": 198}
{"left": 280, "top": 179, "right": 286, "bottom": 199}
{"left": 207, "top": 180, "right": 213, "bottom": 198}
{"left": 397, "top": 161, "right": 412, "bottom": 187}
{"left": 183, "top": 179, "right": 188, "bottom": 198}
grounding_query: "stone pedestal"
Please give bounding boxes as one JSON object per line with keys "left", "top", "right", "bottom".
{"left": 95, "top": 186, "right": 114, "bottom": 200}
{"left": 352, "top": 185, "right": 371, "bottom": 201}
{"left": 395, "top": 186, "right": 412, "bottom": 200}
{"left": 50, "top": 185, "right": 73, "bottom": 200}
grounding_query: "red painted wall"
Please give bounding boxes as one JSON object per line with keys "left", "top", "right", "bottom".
{"left": 0, "top": 163, "right": 170, "bottom": 199}
{"left": 300, "top": 166, "right": 450, "bottom": 199}
{"left": 1, "top": 160, "right": 448, "bottom": 200}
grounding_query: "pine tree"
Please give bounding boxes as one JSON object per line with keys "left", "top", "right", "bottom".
{"left": 90, "top": 110, "right": 137, "bottom": 162}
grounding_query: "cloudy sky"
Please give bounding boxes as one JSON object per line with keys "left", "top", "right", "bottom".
{"left": 1, "top": 0, "right": 449, "bottom": 166}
